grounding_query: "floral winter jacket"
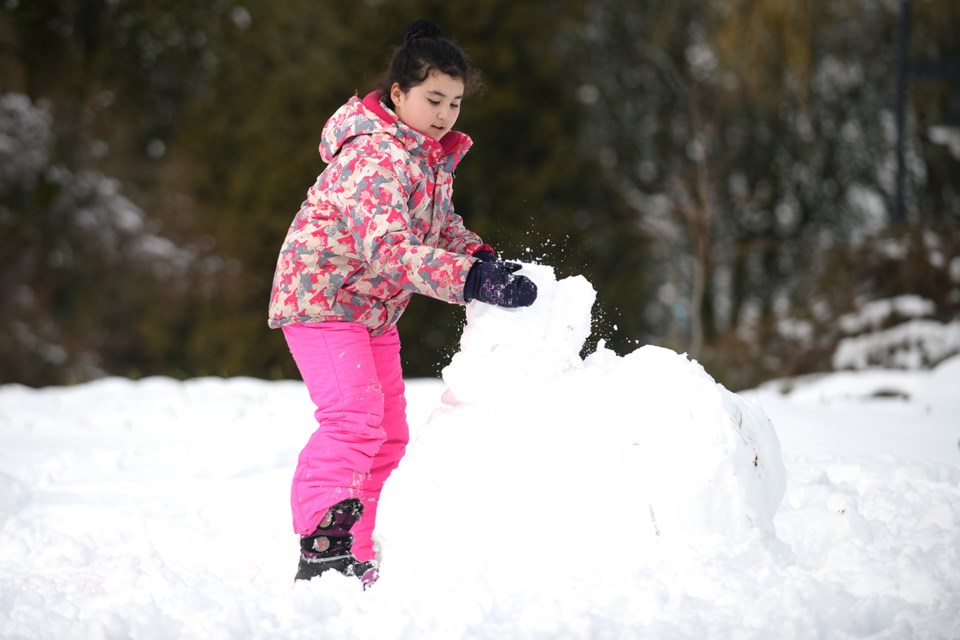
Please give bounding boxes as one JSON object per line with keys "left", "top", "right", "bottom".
{"left": 268, "top": 91, "right": 488, "bottom": 334}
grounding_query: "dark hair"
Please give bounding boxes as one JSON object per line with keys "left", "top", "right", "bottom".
{"left": 377, "top": 20, "right": 480, "bottom": 108}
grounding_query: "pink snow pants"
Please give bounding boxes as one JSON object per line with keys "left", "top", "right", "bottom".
{"left": 282, "top": 321, "right": 408, "bottom": 563}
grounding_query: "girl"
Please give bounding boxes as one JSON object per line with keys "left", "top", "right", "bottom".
{"left": 268, "top": 20, "right": 537, "bottom": 587}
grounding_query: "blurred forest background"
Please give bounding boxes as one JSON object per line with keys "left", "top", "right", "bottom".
{"left": 1, "top": 0, "right": 959, "bottom": 390}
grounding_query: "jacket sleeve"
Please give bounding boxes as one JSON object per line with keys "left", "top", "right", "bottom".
{"left": 437, "top": 209, "right": 485, "bottom": 256}
{"left": 333, "top": 147, "right": 475, "bottom": 304}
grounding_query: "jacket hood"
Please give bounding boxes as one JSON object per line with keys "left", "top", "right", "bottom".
{"left": 319, "top": 91, "right": 472, "bottom": 166}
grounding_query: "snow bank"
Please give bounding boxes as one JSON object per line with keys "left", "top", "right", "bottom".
{"left": 2, "top": 266, "right": 959, "bottom": 639}
{"left": 833, "top": 318, "right": 960, "bottom": 370}
{"left": 744, "top": 353, "right": 960, "bottom": 465}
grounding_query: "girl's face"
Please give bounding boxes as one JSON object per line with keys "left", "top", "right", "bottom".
{"left": 391, "top": 70, "right": 464, "bottom": 140}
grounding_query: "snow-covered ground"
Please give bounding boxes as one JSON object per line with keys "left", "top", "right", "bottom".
{"left": 1, "top": 265, "right": 958, "bottom": 639}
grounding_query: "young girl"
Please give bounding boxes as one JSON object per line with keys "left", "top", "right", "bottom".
{"left": 268, "top": 20, "right": 537, "bottom": 587}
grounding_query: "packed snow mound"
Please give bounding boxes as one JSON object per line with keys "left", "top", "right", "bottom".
{"left": 380, "top": 264, "right": 786, "bottom": 578}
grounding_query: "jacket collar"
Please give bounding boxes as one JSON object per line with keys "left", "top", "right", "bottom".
{"left": 361, "top": 91, "right": 471, "bottom": 160}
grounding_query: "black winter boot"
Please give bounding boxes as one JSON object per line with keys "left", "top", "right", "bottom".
{"left": 295, "top": 498, "right": 379, "bottom": 588}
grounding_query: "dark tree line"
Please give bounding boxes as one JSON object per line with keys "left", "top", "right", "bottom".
{"left": 1, "top": 0, "right": 957, "bottom": 389}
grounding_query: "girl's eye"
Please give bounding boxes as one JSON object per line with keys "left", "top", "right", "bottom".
{"left": 428, "top": 99, "right": 440, "bottom": 105}
{"left": 451, "top": 103, "right": 460, "bottom": 110}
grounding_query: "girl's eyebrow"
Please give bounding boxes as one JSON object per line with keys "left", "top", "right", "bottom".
{"left": 427, "top": 89, "right": 464, "bottom": 100}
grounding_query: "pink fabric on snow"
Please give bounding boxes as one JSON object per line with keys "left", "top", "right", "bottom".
{"left": 282, "top": 321, "right": 408, "bottom": 563}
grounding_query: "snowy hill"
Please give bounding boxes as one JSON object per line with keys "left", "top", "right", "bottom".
{"left": 1, "top": 265, "right": 958, "bottom": 639}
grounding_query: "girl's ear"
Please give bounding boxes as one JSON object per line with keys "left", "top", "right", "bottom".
{"left": 390, "top": 82, "right": 405, "bottom": 108}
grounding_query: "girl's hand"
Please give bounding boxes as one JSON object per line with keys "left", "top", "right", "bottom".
{"left": 463, "top": 261, "right": 537, "bottom": 308}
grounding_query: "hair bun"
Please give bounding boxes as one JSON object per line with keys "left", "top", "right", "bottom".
{"left": 404, "top": 20, "right": 442, "bottom": 44}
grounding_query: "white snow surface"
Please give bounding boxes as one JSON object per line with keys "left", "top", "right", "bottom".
{"left": 1, "top": 264, "right": 959, "bottom": 639}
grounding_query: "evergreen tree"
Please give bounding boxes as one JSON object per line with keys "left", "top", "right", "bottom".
{"left": 0, "top": 0, "right": 220, "bottom": 384}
